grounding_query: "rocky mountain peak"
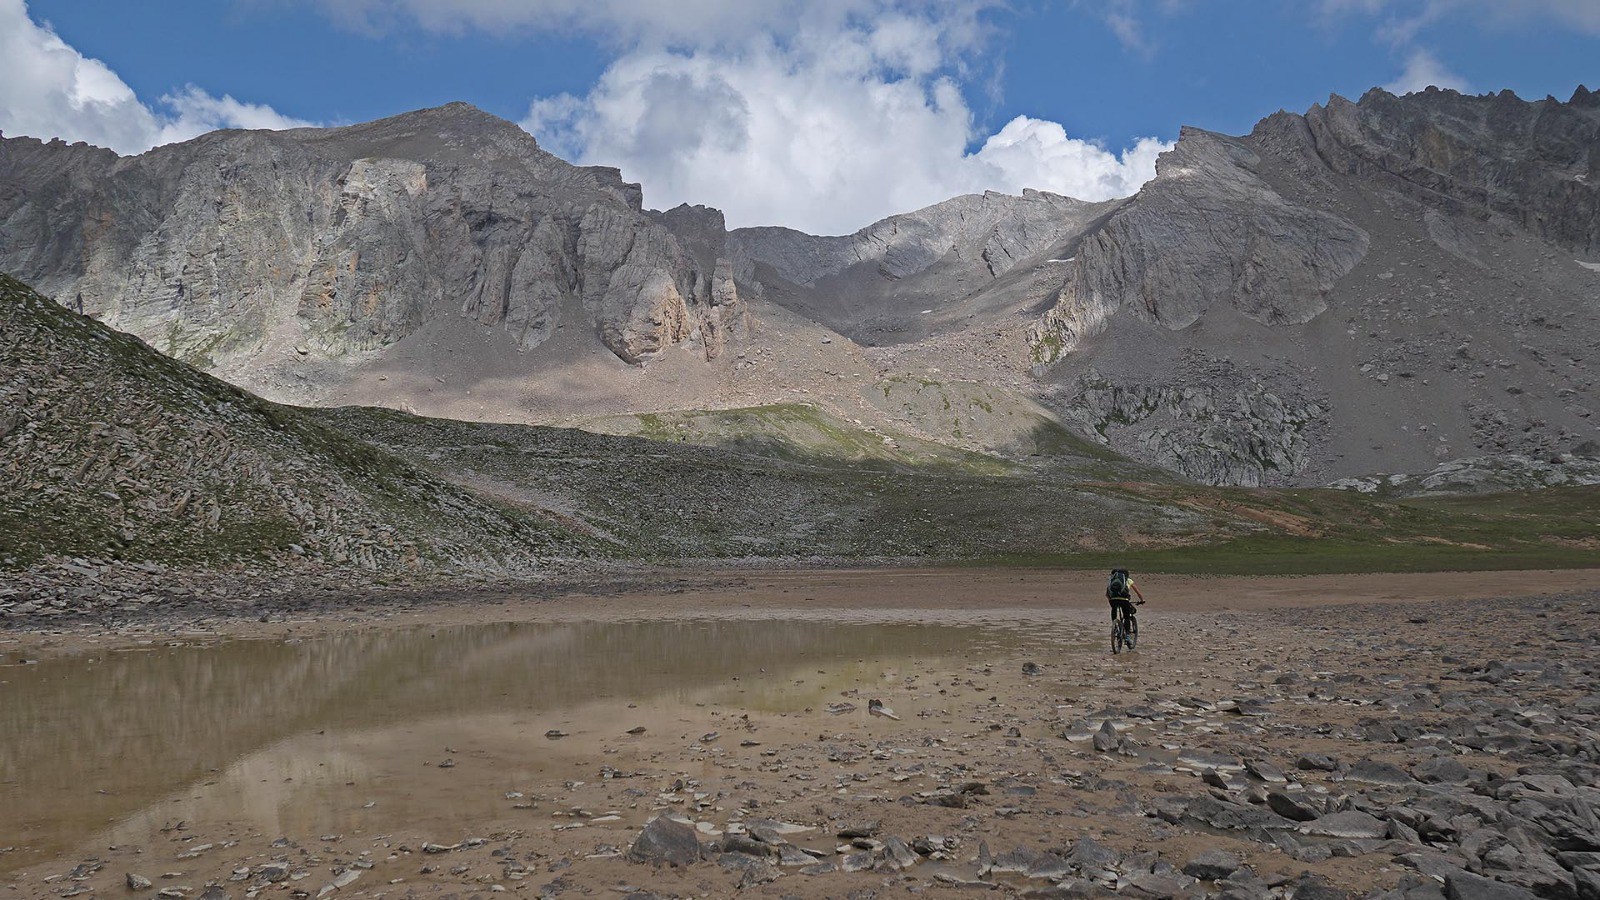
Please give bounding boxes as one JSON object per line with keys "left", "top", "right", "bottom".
{"left": 1030, "top": 86, "right": 1599, "bottom": 487}
{"left": 288, "top": 100, "right": 557, "bottom": 169}
{"left": 341, "top": 100, "right": 525, "bottom": 136}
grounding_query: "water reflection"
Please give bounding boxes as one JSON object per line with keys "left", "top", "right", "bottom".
{"left": 0, "top": 618, "right": 1022, "bottom": 869}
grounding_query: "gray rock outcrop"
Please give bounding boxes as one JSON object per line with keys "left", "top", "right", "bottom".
{"left": 1032, "top": 86, "right": 1600, "bottom": 486}
{"left": 1031, "top": 126, "right": 1369, "bottom": 368}
{"left": 0, "top": 103, "right": 746, "bottom": 377}
{"left": 723, "top": 189, "right": 1120, "bottom": 347}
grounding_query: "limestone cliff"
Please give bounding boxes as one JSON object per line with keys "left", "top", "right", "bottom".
{"left": 0, "top": 103, "right": 745, "bottom": 380}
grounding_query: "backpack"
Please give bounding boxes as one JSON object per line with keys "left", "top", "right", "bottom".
{"left": 1107, "top": 569, "right": 1130, "bottom": 600}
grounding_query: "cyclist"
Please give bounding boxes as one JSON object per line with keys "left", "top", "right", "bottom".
{"left": 1106, "top": 568, "right": 1145, "bottom": 645}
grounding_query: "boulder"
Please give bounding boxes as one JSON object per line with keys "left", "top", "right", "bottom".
{"left": 628, "top": 816, "right": 701, "bottom": 867}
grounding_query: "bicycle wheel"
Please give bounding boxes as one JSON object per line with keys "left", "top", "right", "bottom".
{"left": 1111, "top": 621, "right": 1124, "bottom": 654}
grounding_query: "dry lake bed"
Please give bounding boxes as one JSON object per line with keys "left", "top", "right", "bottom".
{"left": 3, "top": 568, "right": 1599, "bottom": 899}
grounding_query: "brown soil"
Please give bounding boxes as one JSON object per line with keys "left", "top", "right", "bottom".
{"left": 2, "top": 568, "right": 1597, "bottom": 899}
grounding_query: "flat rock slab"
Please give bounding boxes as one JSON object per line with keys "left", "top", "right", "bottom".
{"left": 1177, "top": 750, "right": 1246, "bottom": 772}
{"left": 1182, "top": 849, "right": 1242, "bottom": 881}
{"left": 1346, "top": 759, "right": 1416, "bottom": 786}
{"left": 1183, "top": 795, "right": 1297, "bottom": 832}
{"left": 1121, "top": 871, "right": 1199, "bottom": 897}
{"left": 1413, "top": 757, "right": 1475, "bottom": 784}
{"left": 1300, "top": 811, "right": 1388, "bottom": 840}
{"left": 1245, "top": 758, "right": 1289, "bottom": 783}
{"left": 1444, "top": 870, "right": 1542, "bottom": 900}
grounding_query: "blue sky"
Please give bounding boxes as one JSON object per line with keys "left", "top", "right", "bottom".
{"left": 4, "top": 0, "right": 1597, "bottom": 232}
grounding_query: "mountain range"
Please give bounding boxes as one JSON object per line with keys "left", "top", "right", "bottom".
{"left": 2, "top": 86, "right": 1597, "bottom": 496}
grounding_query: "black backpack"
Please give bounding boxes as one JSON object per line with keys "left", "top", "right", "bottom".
{"left": 1106, "top": 569, "right": 1130, "bottom": 600}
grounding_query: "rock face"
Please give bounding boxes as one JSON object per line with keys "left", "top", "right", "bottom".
{"left": 646, "top": 204, "right": 754, "bottom": 360}
{"left": 1030, "top": 125, "right": 1369, "bottom": 365}
{"left": 724, "top": 189, "right": 1120, "bottom": 347}
{"left": 0, "top": 103, "right": 745, "bottom": 376}
{"left": 1031, "top": 87, "right": 1600, "bottom": 486}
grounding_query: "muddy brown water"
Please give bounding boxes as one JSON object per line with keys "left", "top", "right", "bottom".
{"left": 0, "top": 616, "right": 1091, "bottom": 874}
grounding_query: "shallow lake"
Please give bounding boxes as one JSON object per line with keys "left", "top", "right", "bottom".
{"left": 0, "top": 615, "right": 1076, "bottom": 873}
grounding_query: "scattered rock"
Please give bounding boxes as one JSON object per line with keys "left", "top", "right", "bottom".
{"left": 1182, "top": 849, "right": 1242, "bottom": 881}
{"left": 627, "top": 817, "right": 701, "bottom": 867}
{"left": 1297, "top": 753, "right": 1339, "bottom": 772}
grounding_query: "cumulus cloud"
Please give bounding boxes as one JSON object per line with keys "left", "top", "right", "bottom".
{"left": 315, "top": 0, "right": 1168, "bottom": 231}
{"left": 154, "top": 86, "right": 314, "bottom": 146}
{"left": 0, "top": 0, "right": 311, "bottom": 153}
{"left": 515, "top": 5, "right": 1170, "bottom": 233}
{"left": 1385, "top": 48, "right": 1471, "bottom": 95}
{"left": 972, "top": 118, "right": 1170, "bottom": 202}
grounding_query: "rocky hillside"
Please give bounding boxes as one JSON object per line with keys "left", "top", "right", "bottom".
{"left": 0, "top": 103, "right": 748, "bottom": 386}
{"left": 0, "top": 273, "right": 582, "bottom": 573}
{"left": 1027, "top": 87, "right": 1600, "bottom": 485}
{"left": 720, "top": 189, "right": 1119, "bottom": 347}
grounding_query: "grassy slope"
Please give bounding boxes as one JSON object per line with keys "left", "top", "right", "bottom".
{"left": 585, "top": 382, "right": 1168, "bottom": 484}
{"left": 0, "top": 275, "right": 588, "bottom": 571}
{"left": 316, "top": 406, "right": 1231, "bottom": 563}
{"left": 585, "top": 403, "right": 1018, "bottom": 475}
{"left": 981, "top": 483, "right": 1600, "bottom": 574}
{"left": 321, "top": 406, "right": 1599, "bottom": 574}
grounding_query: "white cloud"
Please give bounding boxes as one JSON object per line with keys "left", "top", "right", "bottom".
{"left": 973, "top": 117, "right": 1171, "bottom": 203}
{"left": 1385, "top": 48, "right": 1471, "bottom": 95}
{"left": 516, "top": 5, "right": 1169, "bottom": 233}
{"left": 317, "top": 0, "right": 1168, "bottom": 231}
{"left": 154, "top": 86, "right": 314, "bottom": 146}
{"left": 1321, "top": 0, "right": 1600, "bottom": 38}
{"left": 0, "top": 0, "right": 311, "bottom": 154}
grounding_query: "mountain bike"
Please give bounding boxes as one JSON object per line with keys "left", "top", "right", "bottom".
{"left": 1111, "top": 601, "right": 1143, "bottom": 654}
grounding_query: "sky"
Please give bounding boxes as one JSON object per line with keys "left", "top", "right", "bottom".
{"left": 2, "top": 0, "right": 1597, "bottom": 234}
